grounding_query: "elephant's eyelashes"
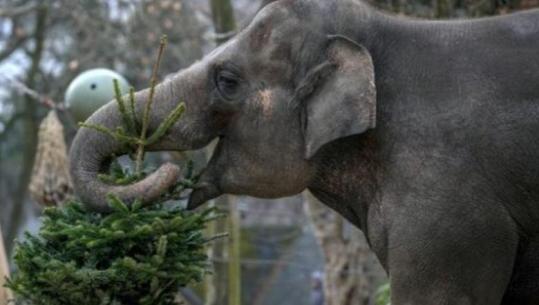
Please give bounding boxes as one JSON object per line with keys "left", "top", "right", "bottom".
{"left": 215, "top": 69, "right": 241, "bottom": 99}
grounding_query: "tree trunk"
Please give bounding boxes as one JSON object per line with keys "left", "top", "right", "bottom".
{"left": 210, "top": 0, "right": 236, "bottom": 44}
{"left": 6, "top": 6, "right": 47, "bottom": 255}
{"left": 304, "top": 192, "right": 386, "bottom": 305}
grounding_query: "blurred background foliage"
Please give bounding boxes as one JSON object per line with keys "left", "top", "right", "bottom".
{"left": 0, "top": 0, "right": 537, "bottom": 305}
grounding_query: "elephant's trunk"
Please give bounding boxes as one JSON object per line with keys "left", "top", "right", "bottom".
{"left": 69, "top": 80, "right": 183, "bottom": 212}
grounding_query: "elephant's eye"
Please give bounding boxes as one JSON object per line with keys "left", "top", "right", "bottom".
{"left": 216, "top": 69, "right": 241, "bottom": 99}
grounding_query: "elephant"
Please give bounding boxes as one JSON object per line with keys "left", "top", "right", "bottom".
{"left": 69, "top": 0, "right": 539, "bottom": 304}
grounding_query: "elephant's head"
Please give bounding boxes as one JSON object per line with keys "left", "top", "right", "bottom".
{"left": 69, "top": 0, "right": 376, "bottom": 212}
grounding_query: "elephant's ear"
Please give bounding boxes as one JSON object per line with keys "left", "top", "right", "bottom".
{"left": 295, "top": 35, "right": 376, "bottom": 159}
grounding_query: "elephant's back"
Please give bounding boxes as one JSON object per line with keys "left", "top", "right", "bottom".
{"left": 374, "top": 10, "right": 539, "bottom": 233}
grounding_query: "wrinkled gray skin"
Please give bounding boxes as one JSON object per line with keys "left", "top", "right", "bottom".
{"left": 70, "top": 0, "right": 539, "bottom": 303}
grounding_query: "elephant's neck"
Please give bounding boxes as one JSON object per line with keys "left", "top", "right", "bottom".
{"left": 307, "top": 132, "right": 381, "bottom": 232}
{"left": 330, "top": 1, "right": 391, "bottom": 50}
{"left": 331, "top": 1, "right": 419, "bottom": 61}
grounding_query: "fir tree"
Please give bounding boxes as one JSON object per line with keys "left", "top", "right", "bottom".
{"left": 6, "top": 197, "right": 223, "bottom": 305}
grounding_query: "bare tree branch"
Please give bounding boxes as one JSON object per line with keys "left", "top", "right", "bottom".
{"left": 1, "top": 76, "right": 64, "bottom": 110}
{"left": 0, "top": 3, "right": 38, "bottom": 18}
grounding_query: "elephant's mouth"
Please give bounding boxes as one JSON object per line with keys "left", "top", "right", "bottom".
{"left": 184, "top": 141, "right": 225, "bottom": 210}
{"left": 187, "top": 180, "right": 222, "bottom": 210}
{"left": 184, "top": 134, "right": 233, "bottom": 209}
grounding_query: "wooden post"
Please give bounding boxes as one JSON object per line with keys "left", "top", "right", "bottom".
{"left": 208, "top": 1, "right": 240, "bottom": 305}
{"left": 0, "top": 227, "right": 13, "bottom": 304}
{"left": 227, "top": 197, "right": 241, "bottom": 305}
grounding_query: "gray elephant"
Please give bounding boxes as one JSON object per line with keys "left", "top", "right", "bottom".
{"left": 69, "top": 0, "right": 539, "bottom": 304}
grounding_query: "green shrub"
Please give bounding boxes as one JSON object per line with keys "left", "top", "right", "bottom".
{"left": 375, "top": 282, "right": 391, "bottom": 305}
{"left": 5, "top": 198, "right": 221, "bottom": 305}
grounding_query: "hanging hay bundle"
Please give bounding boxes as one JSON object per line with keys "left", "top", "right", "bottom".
{"left": 29, "top": 110, "right": 73, "bottom": 207}
{"left": 0, "top": 227, "right": 13, "bottom": 304}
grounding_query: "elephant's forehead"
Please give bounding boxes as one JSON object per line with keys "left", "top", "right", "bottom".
{"left": 244, "top": 2, "right": 296, "bottom": 50}
{"left": 205, "top": 39, "right": 236, "bottom": 61}
{"left": 198, "top": 2, "right": 303, "bottom": 81}
{"left": 204, "top": 2, "right": 294, "bottom": 61}
{"left": 203, "top": 28, "right": 297, "bottom": 73}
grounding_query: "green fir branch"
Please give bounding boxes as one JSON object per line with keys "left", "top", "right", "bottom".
{"left": 129, "top": 87, "right": 138, "bottom": 131}
{"left": 78, "top": 122, "right": 140, "bottom": 144}
{"left": 146, "top": 102, "right": 185, "bottom": 146}
{"left": 135, "top": 35, "right": 168, "bottom": 176}
{"left": 141, "top": 35, "right": 168, "bottom": 141}
{"left": 113, "top": 78, "right": 135, "bottom": 135}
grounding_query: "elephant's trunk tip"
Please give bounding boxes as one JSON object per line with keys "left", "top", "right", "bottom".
{"left": 139, "top": 162, "right": 183, "bottom": 199}
{"left": 78, "top": 162, "right": 182, "bottom": 213}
